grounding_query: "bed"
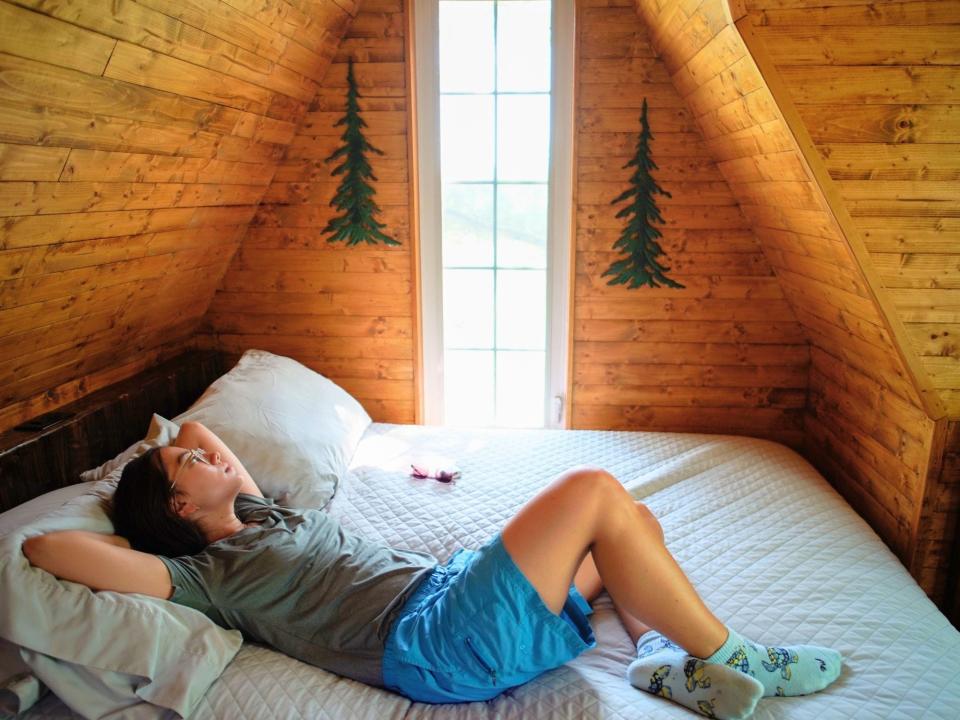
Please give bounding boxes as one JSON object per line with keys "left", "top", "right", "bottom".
{"left": 1, "top": 349, "right": 958, "bottom": 720}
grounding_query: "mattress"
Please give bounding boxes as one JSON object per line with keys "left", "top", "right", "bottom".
{"left": 18, "top": 423, "right": 960, "bottom": 719}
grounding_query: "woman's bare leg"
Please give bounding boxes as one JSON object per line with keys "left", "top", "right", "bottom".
{"left": 502, "top": 466, "right": 727, "bottom": 659}
{"left": 573, "top": 507, "right": 656, "bottom": 647}
{"left": 572, "top": 549, "right": 604, "bottom": 603}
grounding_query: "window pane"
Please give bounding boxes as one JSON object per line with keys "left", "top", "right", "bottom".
{"left": 496, "top": 351, "right": 545, "bottom": 427}
{"left": 444, "top": 269, "right": 493, "bottom": 348}
{"left": 442, "top": 183, "right": 494, "bottom": 267}
{"left": 436, "top": 0, "right": 554, "bottom": 430}
{"left": 497, "top": 1, "right": 551, "bottom": 92}
{"left": 441, "top": 95, "right": 494, "bottom": 182}
{"left": 439, "top": 1, "right": 494, "bottom": 93}
{"left": 496, "top": 269, "right": 545, "bottom": 350}
{"left": 445, "top": 350, "right": 495, "bottom": 427}
{"left": 497, "top": 94, "right": 550, "bottom": 182}
{"left": 497, "top": 184, "right": 547, "bottom": 268}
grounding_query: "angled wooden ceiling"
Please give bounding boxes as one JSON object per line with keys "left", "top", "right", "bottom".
{"left": 629, "top": 0, "right": 957, "bottom": 605}
{"left": 0, "top": 0, "right": 358, "bottom": 429}
{"left": 741, "top": 0, "right": 960, "bottom": 417}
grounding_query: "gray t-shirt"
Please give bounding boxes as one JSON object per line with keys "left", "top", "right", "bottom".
{"left": 157, "top": 493, "right": 438, "bottom": 687}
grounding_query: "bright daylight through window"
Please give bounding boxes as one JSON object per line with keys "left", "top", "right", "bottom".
{"left": 438, "top": 0, "right": 552, "bottom": 428}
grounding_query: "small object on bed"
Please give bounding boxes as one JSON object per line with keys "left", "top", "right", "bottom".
{"left": 410, "top": 463, "right": 461, "bottom": 483}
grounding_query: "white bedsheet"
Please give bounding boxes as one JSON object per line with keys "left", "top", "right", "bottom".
{"left": 19, "top": 424, "right": 960, "bottom": 719}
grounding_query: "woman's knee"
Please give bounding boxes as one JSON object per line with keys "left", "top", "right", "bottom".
{"left": 557, "top": 466, "right": 645, "bottom": 528}
{"left": 552, "top": 467, "right": 664, "bottom": 544}
{"left": 558, "top": 465, "right": 624, "bottom": 503}
{"left": 634, "top": 500, "right": 665, "bottom": 544}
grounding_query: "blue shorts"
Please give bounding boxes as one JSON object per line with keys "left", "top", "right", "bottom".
{"left": 381, "top": 532, "right": 597, "bottom": 704}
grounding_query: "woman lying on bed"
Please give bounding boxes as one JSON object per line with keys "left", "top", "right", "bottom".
{"left": 23, "top": 421, "right": 841, "bottom": 720}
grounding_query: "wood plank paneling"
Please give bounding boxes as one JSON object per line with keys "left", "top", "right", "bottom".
{"left": 205, "top": 0, "right": 810, "bottom": 441}
{"left": 200, "top": 0, "right": 418, "bottom": 424}
{"left": 631, "top": 0, "right": 954, "bottom": 615}
{"left": 745, "top": 0, "right": 960, "bottom": 418}
{"left": 572, "top": 0, "right": 807, "bottom": 450}
{"left": 913, "top": 419, "right": 960, "bottom": 611}
{"left": 0, "top": 0, "right": 358, "bottom": 432}
{"left": 0, "top": 349, "right": 226, "bottom": 513}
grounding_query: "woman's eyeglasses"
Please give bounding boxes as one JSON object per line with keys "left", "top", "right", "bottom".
{"left": 171, "top": 448, "right": 211, "bottom": 491}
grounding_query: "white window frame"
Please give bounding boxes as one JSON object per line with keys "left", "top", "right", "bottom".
{"left": 413, "top": 0, "right": 575, "bottom": 428}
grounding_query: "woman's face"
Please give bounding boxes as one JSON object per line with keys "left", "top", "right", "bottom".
{"left": 158, "top": 445, "right": 243, "bottom": 512}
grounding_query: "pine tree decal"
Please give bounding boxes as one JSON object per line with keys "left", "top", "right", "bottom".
{"left": 321, "top": 57, "right": 400, "bottom": 246}
{"left": 602, "top": 98, "right": 683, "bottom": 289}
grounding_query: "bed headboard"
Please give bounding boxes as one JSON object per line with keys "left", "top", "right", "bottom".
{"left": 0, "top": 350, "right": 227, "bottom": 514}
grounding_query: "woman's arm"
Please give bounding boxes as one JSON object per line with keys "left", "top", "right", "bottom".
{"left": 175, "top": 421, "right": 264, "bottom": 498}
{"left": 22, "top": 531, "right": 173, "bottom": 599}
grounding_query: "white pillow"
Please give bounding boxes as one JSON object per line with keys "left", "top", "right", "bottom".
{"left": 0, "top": 484, "right": 89, "bottom": 540}
{"left": 0, "top": 480, "right": 242, "bottom": 719}
{"left": 79, "top": 413, "right": 180, "bottom": 483}
{"left": 0, "top": 415, "right": 180, "bottom": 716}
{"left": 0, "top": 486, "right": 92, "bottom": 715}
{"left": 171, "top": 348, "right": 372, "bottom": 509}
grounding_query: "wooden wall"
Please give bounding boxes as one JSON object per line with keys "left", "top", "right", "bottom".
{"left": 630, "top": 0, "right": 955, "bottom": 608}
{"left": 919, "top": 419, "right": 960, "bottom": 605}
{"left": 198, "top": 0, "right": 418, "bottom": 424}
{"left": 200, "top": 0, "right": 810, "bottom": 444}
{"left": 572, "top": 0, "right": 808, "bottom": 449}
{"left": 941, "top": 420, "right": 960, "bottom": 623}
{"left": 0, "top": 0, "right": 356, "bottom": 433}
{"left": 743, "top": 0, "right": 960, "bottom": 418}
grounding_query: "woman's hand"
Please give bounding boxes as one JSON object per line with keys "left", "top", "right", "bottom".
{"left": 174, "top": 421, "right": 264, "bottom": 498}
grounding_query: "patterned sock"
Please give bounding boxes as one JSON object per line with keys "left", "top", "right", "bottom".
{"left": 628, "top": 631, "right": 764, "bottom": 720}
{"left": 695, "top": 625, "right": 843, "bottom": 697}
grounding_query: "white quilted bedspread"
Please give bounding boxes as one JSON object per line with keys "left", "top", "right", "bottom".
{"left": 20, "top": 424, "right": 960, "bottom": 719}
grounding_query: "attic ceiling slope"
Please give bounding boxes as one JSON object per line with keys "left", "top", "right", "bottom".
{"left": 629, "top": 0, "right": 953, "bottom": 602}
{"left": 641, "top": 0, "right": 944, "bottom": 421}
{"left": 738, "top": 0, "right": 960, "bottom": 418}
{"left": 0, "top": 0, "right": 361, "bottom": 433}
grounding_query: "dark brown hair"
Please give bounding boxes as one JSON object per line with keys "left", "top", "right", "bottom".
{"left": 110, "top": 447, "right": 207, "bottom": 557}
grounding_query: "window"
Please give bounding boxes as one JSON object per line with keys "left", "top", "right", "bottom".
{"left": 414, "top": 0, "right": 574, "bottom": 428}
